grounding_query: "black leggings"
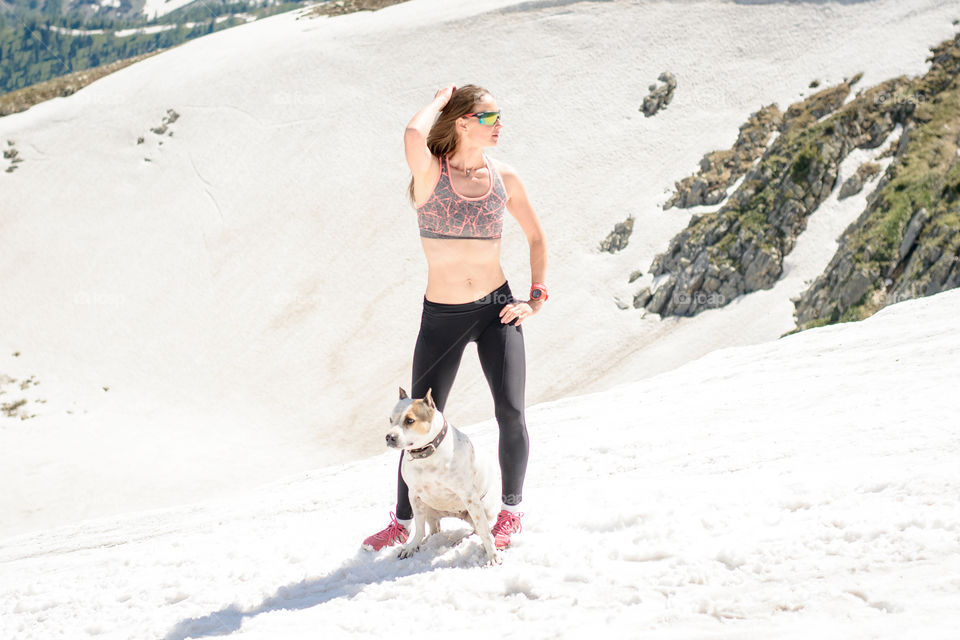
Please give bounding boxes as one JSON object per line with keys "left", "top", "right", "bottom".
{"left": 396, "top": 279, "right": 529, "bottom": 520}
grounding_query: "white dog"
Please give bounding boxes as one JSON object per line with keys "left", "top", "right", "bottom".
{"left": 385, "top": 386, "right": 502, "bottom": 565}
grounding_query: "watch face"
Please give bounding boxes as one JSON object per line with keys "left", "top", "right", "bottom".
{"left": 531, "top": 289, "right": 542, "bottom": 299}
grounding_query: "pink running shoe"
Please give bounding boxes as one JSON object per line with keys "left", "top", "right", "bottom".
{"left": 491, "top": 509, "right": 523, "bottom": 550}
{"left": 362, "top": 512, "right": 409, "bottom": 551}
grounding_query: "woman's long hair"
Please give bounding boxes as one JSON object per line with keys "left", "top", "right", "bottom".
{"left": 406, "top": 84, "right": 491, "bottom": 206}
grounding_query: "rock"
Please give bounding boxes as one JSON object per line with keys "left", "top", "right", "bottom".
{"left": 838, "top": 172, "right": 863, "bottom": 199}
{"left": 742, "top": 246, "right": 782, "bottom": 291}
{"left": 701, "top": 275, "right": 721, "bottom": 294}
{"left": 838, "top": 269, "right": 876, "bottom": 308}
{"left": 641, "top": 71, "right": 677, "bottom": 118}
{"left": 150, "top": 108, "right": 180, "bottom": 136}
{"left": 646, "top": 278, "right": 675, "bottom": 314}
{"left": 599, "top": 216, "right": 635, "bottom": 253}
{"left": 632, "top": 287, "right": 652, "bottom": 308}
{"left": 898, "top": 207, "right": 929, "bottom": 261}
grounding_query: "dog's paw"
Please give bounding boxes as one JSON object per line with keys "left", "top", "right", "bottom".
{"left": 397, "top": 545, "right": 419, "bottom": 559}
{"left": 485, "top": 550, "right": 503, "bottom": 566}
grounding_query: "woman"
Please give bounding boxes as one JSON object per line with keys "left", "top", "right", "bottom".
{"left": 363, "top": 84, "right": 548, "bottom": 552}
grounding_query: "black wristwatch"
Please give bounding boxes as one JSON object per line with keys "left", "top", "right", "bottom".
{"left": 530, "top": 283, "right": 548, "bottom": 302}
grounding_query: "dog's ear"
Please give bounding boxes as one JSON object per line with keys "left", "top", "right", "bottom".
{"left": 399, "top": 386, "right": 408, "bottom": 399}
{"left": 424, "top": 387, "right": 435, "bottom": 408}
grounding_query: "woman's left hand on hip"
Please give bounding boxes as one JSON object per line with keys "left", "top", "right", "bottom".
{"left": 500, "top": 300, "right": 541, "bottom": 326}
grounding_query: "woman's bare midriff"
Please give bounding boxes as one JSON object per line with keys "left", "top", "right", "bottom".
{"left": 420, "top": 236, "right": 508, "bottom": 303}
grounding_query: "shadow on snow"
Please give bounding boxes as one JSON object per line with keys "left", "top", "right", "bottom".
{"left": 163, "top": 529, "right": 477, "bottom": 640}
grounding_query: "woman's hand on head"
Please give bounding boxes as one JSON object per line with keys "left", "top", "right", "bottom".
{"left": 434, "top": 84, "right": 457, "bottom": 107}
{"left": 499, "top": 300, "right": 542, "bottom": 326}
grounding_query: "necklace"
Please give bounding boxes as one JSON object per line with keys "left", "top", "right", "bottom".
{"left": 449, "top": 156, "right": 484, "bottom": 179}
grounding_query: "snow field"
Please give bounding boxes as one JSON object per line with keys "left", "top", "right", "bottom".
{"left": 2, "top": 290, "right": 959, "bottom": 638}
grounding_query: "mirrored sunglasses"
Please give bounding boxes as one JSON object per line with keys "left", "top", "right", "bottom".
{"left": 463, "top": 110, "right": 502, "bottom": 126}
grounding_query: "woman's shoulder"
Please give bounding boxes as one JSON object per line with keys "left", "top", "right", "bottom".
{"left": 488, "top": 155, "right": 516, "bottom": 177}
{"left": 488, "top": 156, "right": 523, "bottom": 195}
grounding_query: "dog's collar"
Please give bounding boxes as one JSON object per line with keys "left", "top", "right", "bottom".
{"left": 407, "top": 417, "right": 449, "bottom": 460}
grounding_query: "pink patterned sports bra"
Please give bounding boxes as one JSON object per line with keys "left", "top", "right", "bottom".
{"left": 416, "top": 153, "right": 507, "bottom": 239}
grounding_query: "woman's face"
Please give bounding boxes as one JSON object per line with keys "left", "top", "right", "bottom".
{"left": 458, "top": 94, "right": 503, "bottom": 148}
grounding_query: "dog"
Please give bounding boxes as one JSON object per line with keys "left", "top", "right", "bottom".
{"left": 385, "top": 386, "right": 502, "bottom": 565}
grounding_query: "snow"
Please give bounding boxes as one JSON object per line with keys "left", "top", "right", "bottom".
{"left": 2, "top": 0, "right": 960, "bottom": 634}
{"left": 141, "top": 0, "right": 206, "bottom": 20}
{"left": 2, "top": 287, "right": 959, "bottom": 638}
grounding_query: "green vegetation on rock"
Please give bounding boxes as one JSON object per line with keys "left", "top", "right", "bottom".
{"left": 794, "top": 33, "right": 960, "bottom": 329}
{"left": 634, "top": 32, "right": 960, "bottom": 330}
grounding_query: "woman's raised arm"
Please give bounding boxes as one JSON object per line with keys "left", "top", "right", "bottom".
{"left": 403, "top": 85, "right": 455, "bottom": 176}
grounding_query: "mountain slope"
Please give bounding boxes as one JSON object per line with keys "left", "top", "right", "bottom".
{"left": 1, "top": 0, "right": 958, "bottom": 539}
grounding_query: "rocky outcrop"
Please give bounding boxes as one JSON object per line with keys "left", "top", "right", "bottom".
{"left": 640, "top": 72, "right": 677, "bottom": 117}
{"left": 149, "top": 108, "right": 180, "bottom": 136}
{"left": 793, "top": 34, "right": 960, "bottom": 329}
{"left": 639, "top": 73, "right": 910, "bottom": 317}
{"left": 665, "top": 104, "right": 783, "bottom": 209}
{"left": 781, "top": 73, "right": 861, "bottom": 133}
{"left": 305, "top": 0, "right": 410, "bottom": 18}
{"left": 599, "top": 216, "right": 634, "bottom": 253}
{"left": 0, "top": 372, "right": 39, "bottom": 420}
{"left": 4, "top": 140, "right": 22, "bottom": 173}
